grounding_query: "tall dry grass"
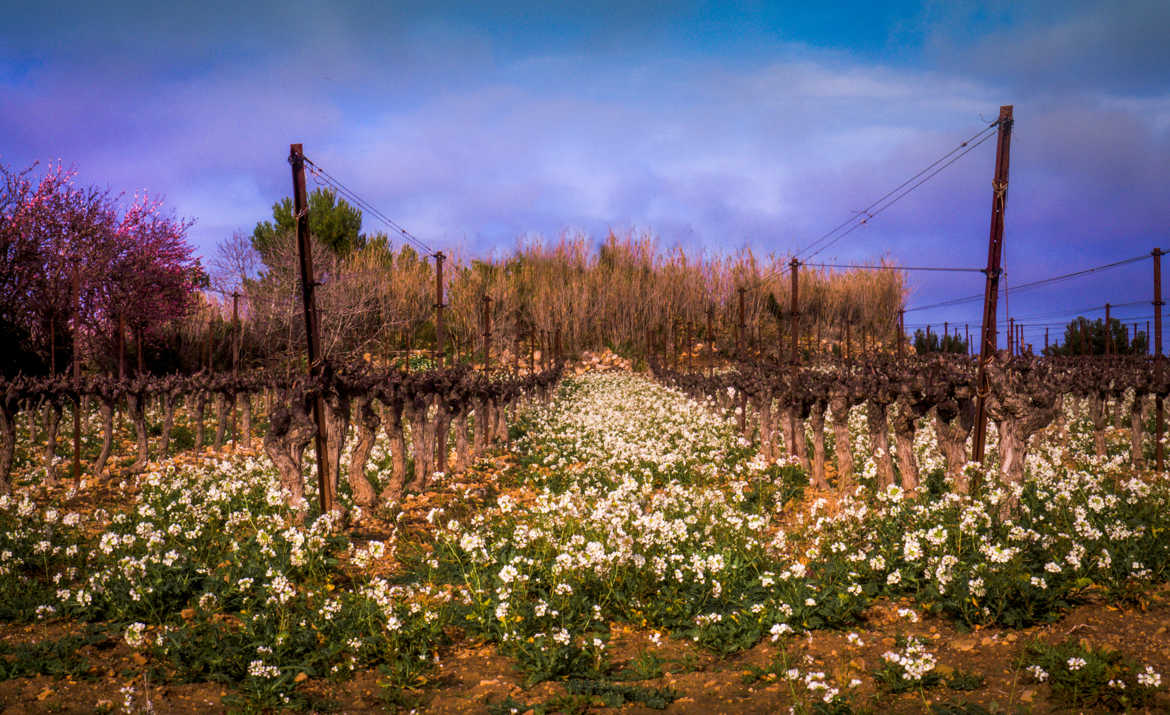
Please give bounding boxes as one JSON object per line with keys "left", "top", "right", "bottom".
{"left": 225, "top": 231, "right": 906, "bottom": 368}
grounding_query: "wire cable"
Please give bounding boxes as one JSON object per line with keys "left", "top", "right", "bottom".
{"left": 796, "top": 121, "right": 1000, "bottom": 262}
{"left": 301, "top": 156, "right": 436, "bottom": 256}
{"left": 905, "top": 252, "right": 1152, "bottom": 313}
{"left": 803, "top": 128, "right": 1000, "bottom": 262}
{"left": 803, "top": 261, "right": 983, "bottom": 273}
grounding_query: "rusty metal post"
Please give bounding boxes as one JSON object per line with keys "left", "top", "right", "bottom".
{"left": 790, "top": 258, "right": 800, "bottom": 365}
{"left": 1008, "top": 317, "right": 1015, "bottom": 357}
{"left": 972, "top": 105, "right": 1013, "bottom": 465}
{"left": 965, "top": 323, "right": 970, "bottom": 354}
{"left": 1154, "top": 248, "right": 1164, "bottom": 470}
{"left": 290, "top": 143, "right": 335, "bottom": 516}
{"left": 433, "top": 251, "right": 445, "bottom": 365}
{"left": 1045, "top": 326, "right": 1049, "bottom": 352}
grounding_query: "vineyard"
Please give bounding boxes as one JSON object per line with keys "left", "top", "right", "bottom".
{"left": 1, "top": 348, "right": 1169, "bottom": 713}
{"left": 2, "top": 114, "right": 1168, "bottom": 714}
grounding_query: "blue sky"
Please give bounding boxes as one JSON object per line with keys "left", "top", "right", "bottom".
{"left": 2, "top": 0, "right": 1168, "bottom": 346}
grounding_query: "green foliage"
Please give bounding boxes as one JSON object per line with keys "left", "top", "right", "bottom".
{"left": 1019, "top": 638, "right": 1162, "bottom": 710}
{"left": 0, "top": 460, "right": 449, "bottom": 710}
{"left": 251, "top": 187, "right": 364, "bottom": 263}
{"left": 611, "top": 648, "right": 666, "bottom": 681}
{"left": 929, "top": 703, "right": 993, "bottom": 715}
{"left": 0, "top": 625, "right": 110, "bottom": 680}
{"left": 913, "top": 328, "right": 967, "bottom": 355}
{"left": 1046, "top": 315, "right": 1148, "bottom": 356}
{"left": 563, "top": 678, "right": 679, "bottom": 709}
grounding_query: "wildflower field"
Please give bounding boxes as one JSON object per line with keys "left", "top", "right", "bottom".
{"left": 1, "top": 371, "right": 1169, "bottom": 713}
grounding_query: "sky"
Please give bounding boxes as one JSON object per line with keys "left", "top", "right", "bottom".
{"left": 2, "top": 0, "right": 1168, "bottom": 348}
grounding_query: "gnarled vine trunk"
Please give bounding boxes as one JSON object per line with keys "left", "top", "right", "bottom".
{"left": 127, "top": 393, "right": 149, "bottom": 471}
{"left": 263, "top": 400, "right": 314, "bottom": 521}
{"left": 194, "top": 392, "right": 207, "bottom": 449}
{"left": 866, "top": 401, "right": 896, "bottom": 488}
{"left": 829, "top": 395, "right": 854, "bottom": 491}
{"left": 346, "top": 394, "right": 379, "bottom": 508}
{"left": 453, "top": 408, "right": 471, "bottom": 472}
{"left": 213, "top": 393, "right": 228, "bottom": 450}
{"left": 1088, "top": 392, "right": 1107, "bottom": 457}
{"left": 160, "top": 393, "right": 176, "bottom": 456}
{"left": 323, "top": 391, "right": 351, "bottom": 502}
{"left": 405, "top": 395, "right": 431, "bottom": 492}
{"left": 434, "top": 403, "right": 452, "bottom": 476}
{"left": 0, "top": 405, "right": 15, "bottom": 494}
{"left": 239, "top": 393, "right": 253, "bottom": 450}
{"left": 42, "top": 402, "right": 62, "bottom": 484}
{"left": 779, "top": 404, "right": 797, "bottom": 461}
{"left": 792, "top": 413, "right": 810, "bottom": 473}
{"left": 934, "top": 403, "right": 974, "bottom": 493}
{"left": 890, "top": 401, "right": 920, "bottom": 492}
{"left": 379, "top": 400, "right": 408, "bottom": 504}
{"left": 808, "top": 401, "right": 828, "bottom": 489}
{"left": 1130, "top": 393, "right": 1148, "bottom": 469}
{"left": 754, "top": 394, "right": 774, "bottom": 460}
{"left": 94, "top": 400, "right": 115, "bottom": 477}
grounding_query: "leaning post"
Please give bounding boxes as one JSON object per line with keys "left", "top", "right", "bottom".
{"left": 289, "top": 143, "right": 335, "bottom": 516}
{"left": 971, "top": 105, "right": 1013, "bottom": 466}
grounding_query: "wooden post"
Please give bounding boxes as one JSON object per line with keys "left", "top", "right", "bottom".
{"left": 1045, "top": 326, "right": 1049, "bottom": 352}
{"left": 790, "top": 258, "right": 800, "bottom": 365}
{"left": 1008, "top": 317, "right": 1015, "bottom": 357}
{"left": 482, "top": 294, "right": 492, "bottom": 372}
{"left": 71, "top": 267, "right": 81, "bottom": 483}
{"left": 1105, "top": 303, "right": 1113, "bottom": 356}
{"left": 117, "top": 314, "right": 126, "bottom": 380}
{"left": 706, "top": 304, "right": 715, "bottom": 376}
{"left": 972, "top": 105, "right": 1013, "bottom": 465}
{"left": 231, "top": 291, "right": 240, "bottom": 449}
{"left": 289, "top": 143, "right": 335, "bottom": 516}
{"left": 1154, "top": 248, "right": 1164, "bottom": 470}
{"left": 965, "top": 323, "right": 970, "bottom": 354}
{"left": 433, "top": 251, "right": 445, "bottom": 365}
{"left": 737, "top": 287, "right": 745, "bottom": 357}
{"left": 137, "top": 325, "right": 145, "bottom": 374}
{"left": 897, "top": 309, "right": 905, "bottom": 356}
{"left": 232, "top": 292, "right": 241, "bottom": 373}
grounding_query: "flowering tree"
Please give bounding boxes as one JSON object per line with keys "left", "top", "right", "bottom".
{"left": 0, "top": 160, "right": 202, "bottom": 376}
